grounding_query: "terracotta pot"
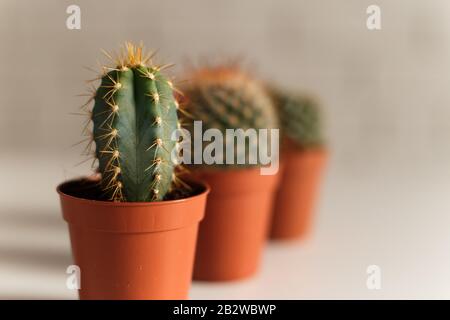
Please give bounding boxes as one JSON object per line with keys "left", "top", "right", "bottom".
{"left": 57, "top": 178, "right": 209, "bottom": 300}
{"left": 193, "top": 168, "right": 280, "bottom": 281}
{"left": 270, "top": 148, "right": 327, "bottom": 240}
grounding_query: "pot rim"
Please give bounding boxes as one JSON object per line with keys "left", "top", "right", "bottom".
{"left": 191, "top": 165, "right": 264, "bottom": 174}
{"left": 192, "top": 166, "right": 281, "bottom": 196}
{"left": 57, "top": 177, "right": 210, "bottom": 207}
{"left": 284, "top": 145, "right": 328, "bottom": 153}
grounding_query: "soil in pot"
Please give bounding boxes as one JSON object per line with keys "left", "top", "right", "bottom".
{"left": 57, "top": 178, "right": 209, "bottom": 300}
{"left": 192, "top": 168, "right": 280, "bottom": 281}
{"left": 270, "top": 148, "right": 327, "bottom": 240}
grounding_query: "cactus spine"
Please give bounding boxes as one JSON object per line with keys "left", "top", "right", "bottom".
{"left": 89, "top": 43, "right": 179, "bottom": 202}
{"left": 183, "top": 67, "right": 278, "bottom": 167}
{"left": 272, "top": 91, "right": 323, "bottom": 149}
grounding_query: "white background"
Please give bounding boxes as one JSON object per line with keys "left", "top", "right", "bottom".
{"left": 1, "top": 0, "right": 450, "bottom": 299}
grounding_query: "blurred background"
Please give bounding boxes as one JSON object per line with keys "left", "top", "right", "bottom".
{"left": 1, "top": 0, "right": 450, "bottom": 299}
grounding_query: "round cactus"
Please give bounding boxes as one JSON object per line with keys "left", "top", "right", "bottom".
{"left": 90, "top": 43, "right": 180, "bottom": 201}
{"left": 272, "top": 90, "right": 323, "bottom": 149}
{"left": 182, "top": 66, "right": 278, "bottom": 167}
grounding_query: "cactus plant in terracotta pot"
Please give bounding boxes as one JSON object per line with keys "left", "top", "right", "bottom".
{"left": 270, "top": 91, "right": 327, "bottom": 241}
{"left": 181, "top": 66, "right": 280, "bottom": 281}
{"left": 57, "top": 43, "right": 209, "bottom": 299}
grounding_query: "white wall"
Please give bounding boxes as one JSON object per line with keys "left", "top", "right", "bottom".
{"left": 1, "top": 0, "right": 450, "bottom": 174}
{"left": 1, "top": 1, "right": 450, "bottom": 299}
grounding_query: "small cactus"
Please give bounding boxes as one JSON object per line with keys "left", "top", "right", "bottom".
{"left": 85, "top": 43, "right": 181, "bottom": 201}
{"left": 272, "top": 90, "right": 323, "bottom": 149}
{"left": 182, "top": 66, "right": 278, "bottom": 167}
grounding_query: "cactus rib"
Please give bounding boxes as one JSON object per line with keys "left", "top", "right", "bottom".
{"left": 91, "top": 43, "right": 179, "bottom": 201}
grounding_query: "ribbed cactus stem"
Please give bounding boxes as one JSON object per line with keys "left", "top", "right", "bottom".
{"left": 92, "top": 43, "right": 179, "bottom": 201}
{"left": 183, "top": 67, "right": 278, "bottom": 168}
{"left": 271, "top": 90, "right": 323, "bottom": 149}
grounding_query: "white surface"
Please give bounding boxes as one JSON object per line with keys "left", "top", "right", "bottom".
{"left": 1, "top": 150, "right": 449, "bottom": 299}
{"left": 1, "top": 0, "right": 450, "bottom": 299}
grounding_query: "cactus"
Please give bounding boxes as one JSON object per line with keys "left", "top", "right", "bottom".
{"left": 87, "top": 43, "right": 180, "bottom": 202}
{"left": 271, "top": 90, "right": 323, "bottom": 149}
{"left": 182, "top": 66, "right": 278, "bottom": 167}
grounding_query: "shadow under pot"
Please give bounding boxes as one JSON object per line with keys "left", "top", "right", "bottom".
{"left": 57, "top": 178, "right": 209, "bottom": 300}
{"left": 270, "top": 148, "right": 327, "bottom": 240}
{"left": 192, "top": 168, "right": 280, "bottom": 281}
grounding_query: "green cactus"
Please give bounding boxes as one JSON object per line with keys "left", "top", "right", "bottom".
{"left": 90, "top": 43, "right": 179, "bottom": 201}
{"left": 182, "top": 67, "right": 278, "bottom": 167}
{"left": 272, "top": 90, "right": 323, "bottom": 149}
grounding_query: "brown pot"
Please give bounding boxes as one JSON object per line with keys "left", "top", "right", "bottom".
{"left": 270, "top": 148, "right": 327, "bottom": 241}
{"left": 57, "top": 178, "right": 209, "bottom": 300}
{"left": 192, "top": 168, "right": 280, "bottom": 281}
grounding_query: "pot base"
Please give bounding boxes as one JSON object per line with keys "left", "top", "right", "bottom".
{"left": 270, "top": 148, "right": 326, "bottom": 241}
{"left": 193, "top": 168, "right": 279, "bottom": 281}
{"left": 58, "top": 178, "right": 209, "bottom": 300}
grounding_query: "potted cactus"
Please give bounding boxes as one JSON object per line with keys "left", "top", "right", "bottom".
{"left": 270, "top": 91, "right": 326, "bottom": 240}
{"left": 57, "top": 43, "right": 209, "bottom": 299}
{"left": 181, "top": 66, "right": 280, "bottom": 281}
